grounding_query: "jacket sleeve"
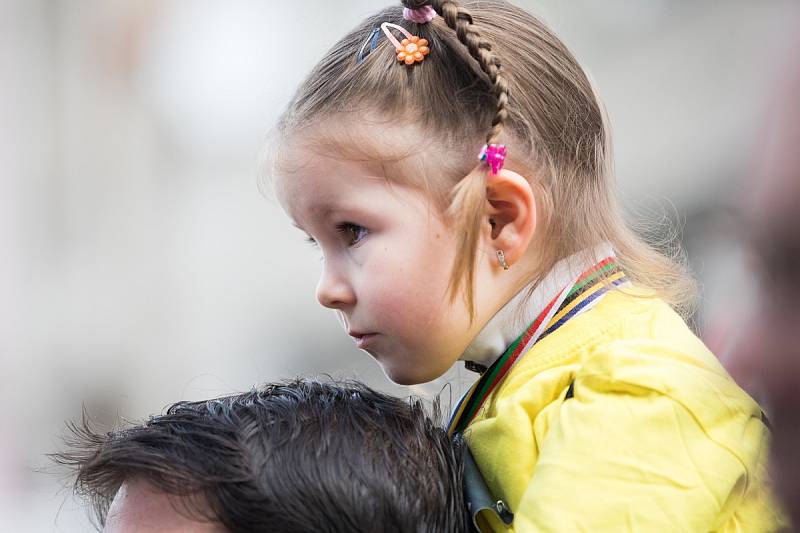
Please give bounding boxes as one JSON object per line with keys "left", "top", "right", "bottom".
{"left": 512, "top": 346, "right": 759, "bottom": 532}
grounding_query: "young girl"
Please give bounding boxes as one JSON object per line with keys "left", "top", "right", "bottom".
{"left": 270, "top": 0, "right": 786, "bottom": 530}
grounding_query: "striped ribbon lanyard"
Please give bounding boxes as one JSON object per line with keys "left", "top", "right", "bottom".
{"left": 448, "top": 257, "right": 627, "bottom": 436}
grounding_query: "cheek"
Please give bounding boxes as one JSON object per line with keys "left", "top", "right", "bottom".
{"left": 360, "top": 229, "right": 457, "bottom": 331}
{"left": 364, "top": 264, "right": 448, "bottom": 328}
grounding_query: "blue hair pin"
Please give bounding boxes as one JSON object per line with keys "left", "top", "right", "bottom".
{"left": 356, "top": 27, "right": 382, "bottom": 64}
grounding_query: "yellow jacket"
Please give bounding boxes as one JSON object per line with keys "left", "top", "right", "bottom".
{"left": 466, "top": 288, "right": 786, "bottom": 532}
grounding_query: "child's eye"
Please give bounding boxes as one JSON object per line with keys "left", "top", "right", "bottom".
{"left": 337, "top": 223, "right": 369, "bottom": 246}
{"left": 305, "top": 234, "right": 318, "bottom": 247}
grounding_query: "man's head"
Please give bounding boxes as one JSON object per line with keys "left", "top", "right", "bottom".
{"left": 58, "top": 379, "right": 466, "bottom": 532}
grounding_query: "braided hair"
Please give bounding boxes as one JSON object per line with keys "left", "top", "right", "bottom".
{"left": 402, "top": 0, "right": 509, "bottom": 147}
{"left": 398, "top": 0, "right": 517, "bottom": 310}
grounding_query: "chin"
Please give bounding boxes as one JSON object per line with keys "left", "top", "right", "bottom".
{"left": 380, "top": 362, "right": 443, "bottom": 386}
{"left": 379, "top": 365, "right": 415, "bottom": 385}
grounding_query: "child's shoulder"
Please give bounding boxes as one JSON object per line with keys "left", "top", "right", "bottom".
{"left": 518, "top": 284, "right": 730, "bottom": 382}
{"left": 499, "top": 284, "right": 761, "bottom": 445}
{"left": 576, "top": 287, "right": 748, "bottom": 404}
{"left": 504, "top": 285, "right": 762, "bottom": 431}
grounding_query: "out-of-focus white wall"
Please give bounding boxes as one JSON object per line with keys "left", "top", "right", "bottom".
{"left": 2, "top": 1, "right": 798, "bottom": 530}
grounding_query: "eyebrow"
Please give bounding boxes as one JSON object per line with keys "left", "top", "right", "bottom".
{"left": 304, "top": 201, "right": 339, "bottom": 222}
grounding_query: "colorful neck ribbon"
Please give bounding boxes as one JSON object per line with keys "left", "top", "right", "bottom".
{"left": 447, "top": 256, "right": 627, "bottom": 436}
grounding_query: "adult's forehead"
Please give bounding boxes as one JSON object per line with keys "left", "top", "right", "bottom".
{"left": 104, "top": 480, "right": 226, "bottom": 533}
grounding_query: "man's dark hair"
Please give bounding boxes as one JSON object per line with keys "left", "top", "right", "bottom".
{"left": 57, "top": 379, "right": 466, "bottom": 532}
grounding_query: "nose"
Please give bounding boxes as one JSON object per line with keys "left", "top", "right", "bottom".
{"left": 316, "top": 262, "right": 355, "bottom": 310}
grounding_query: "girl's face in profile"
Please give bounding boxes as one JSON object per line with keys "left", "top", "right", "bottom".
{"left": 275, "top": 148, "right": 484, "bottom": 385}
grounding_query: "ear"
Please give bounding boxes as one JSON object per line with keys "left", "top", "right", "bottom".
{"left": 483, "top": 169, "right": 536, "bottom": 267}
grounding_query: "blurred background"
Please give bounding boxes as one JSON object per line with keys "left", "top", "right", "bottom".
{"left": 2, "top": 0, "right": 798, "bottom": 530}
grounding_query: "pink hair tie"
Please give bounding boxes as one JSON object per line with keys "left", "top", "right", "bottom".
{"left": 403, "top": 5, "right": 436, "bottom": 23}
{"left": 479, "top": 144, "right": 508, "bottom": 175}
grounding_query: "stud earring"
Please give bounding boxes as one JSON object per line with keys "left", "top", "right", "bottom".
{"left": 496, "top": 250, "right": 510, "bottom": 271}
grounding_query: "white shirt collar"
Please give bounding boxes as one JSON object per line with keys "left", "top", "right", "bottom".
{"left": 460, "top": 243, "right": 614, "bottom": 367}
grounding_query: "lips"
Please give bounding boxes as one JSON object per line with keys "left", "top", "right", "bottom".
{"left": 348, "top": 331, "right": 377, "bottom": 349}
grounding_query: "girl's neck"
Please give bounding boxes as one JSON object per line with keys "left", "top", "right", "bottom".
{"left": 460, "top": 243, "right": 614, "bottom": 367}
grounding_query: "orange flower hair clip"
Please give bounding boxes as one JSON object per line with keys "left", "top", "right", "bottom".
{"left": 380, "top": 22, "right": 430, "bottom": 65}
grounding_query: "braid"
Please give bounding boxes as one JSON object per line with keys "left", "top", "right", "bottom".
{"left": 400, "top": 0, "right": 512, "bottom": 317}
{"left": 403, "top": 0, "right": 509, "bottom": 145}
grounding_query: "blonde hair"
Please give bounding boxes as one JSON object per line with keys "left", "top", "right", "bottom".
{"left": 272, "top": 0, "right": 697, "bottom": 319}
